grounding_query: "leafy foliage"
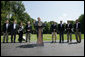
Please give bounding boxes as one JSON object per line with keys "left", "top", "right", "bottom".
{"left": 1, "top": 1, "right": 84, "bottom": 34}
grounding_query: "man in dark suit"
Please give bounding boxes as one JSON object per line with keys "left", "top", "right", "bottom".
{"left": 34, "top": 17, "right": 45, "bottom": 39}
{"left": 34, "top": 17, "right": 45, "bottom": 46}
{"left": 11, "top": 20, "right": 18, "bottom": 43}
{"left": 58, "top": 21, "right": 64, "bottom": 43}
{"left": 74, "top": 19, "right": 81, "bottom": 43}
{"left": 3, "top": 20, "right": 10, "bottom": 43}
{"left": 50, "top": 22, "right": 57, "bottom": 43}
{"left": 66, "top": 21, "right": 72, "bottom": 43}
{"left": 25, "top": 21, "right": 32, "bottom": 43}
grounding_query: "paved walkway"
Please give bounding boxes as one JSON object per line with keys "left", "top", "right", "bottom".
{"left": 1, "top": 40, "right": 84, "bottom": 56}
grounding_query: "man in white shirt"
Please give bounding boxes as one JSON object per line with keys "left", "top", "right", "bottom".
{"left": 58, "top": 21, "right": 64, "bottom": 43}
{"left": 11, "top": 20, "right": 18, "bottom": 43}
{"left": 3, "top": 20, "right": 10, "bottom": 43}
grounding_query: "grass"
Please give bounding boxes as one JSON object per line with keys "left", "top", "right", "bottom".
{"left": 1, "top": 34, "right": 84, "bottom": 42}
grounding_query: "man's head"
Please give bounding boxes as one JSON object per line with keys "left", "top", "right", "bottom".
{"left": 76, "top": 19, "right": 79, "bottom": 23}
{"left": 67, "top": 20, "right": 70, "bottom": 24}
{"left": 27, "top": 21, "right": 30, "bottom": 25}
{"left": 37, "top": 17, "right": 41, "bottom": 21}
{"left": 53, "top": 22, "right": 56, "bottom": 24}
{"left": 6, "top": 20, "right": 9, "bottom": 24}
{"left": 20, "top": 22, "right": 23, "bottom": 25}
{"left": 14, "top": 20, "right": 17, "bottom": 24}
{"left": 60, "top": 21, "right": 62, "bottom": 24}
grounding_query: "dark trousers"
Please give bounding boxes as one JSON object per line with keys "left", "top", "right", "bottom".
{"left": 19, "top": 31, "right": 23, "bottom": 43}
{"left": 11, "top": 30, "right": 17, "bottom": 43}
{"left": 59, "top": 32, "right": 64, "bottom": 43}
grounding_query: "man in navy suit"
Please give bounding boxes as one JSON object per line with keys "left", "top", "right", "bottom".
{"left": 3, "top": 20, "right": 10, "bottom": 43}
{"left": 11, "top": 20, "right": 18, "bottom": 43}
{"left": 58, "top": 21, "right": 64, "bottom": 43}
{"left": 74, "top": 19, "right": 81, "bottom": 43}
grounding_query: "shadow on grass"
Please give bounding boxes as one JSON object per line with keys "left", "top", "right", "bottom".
{"left": 16, "top": 44, "right": 37, "bottom": 48}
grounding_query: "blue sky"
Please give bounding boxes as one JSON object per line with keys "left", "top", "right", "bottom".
{"left": 22, "top": 1, "right": 84, "bottom": 23}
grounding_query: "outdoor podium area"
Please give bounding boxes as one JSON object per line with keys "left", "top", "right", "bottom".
{"left": 1, "top": 40, "right": 84, "bottom": 56}
{"left": 1, "top": 1, "right": 84, "bottom": 56}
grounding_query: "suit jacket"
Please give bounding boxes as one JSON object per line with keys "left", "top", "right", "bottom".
{"left": 58, "top": 24, "right": 64, "bottom": 32}
{"left": 34, "top": 21, "right": 43, "bottom": 27}
{"left": 10, "top": 23, "right": 19, "bottom": 32}
{"left": 50, "top": 24, "right": 57, "bottom": 32}
{"left": 18, "top": 25, "right": 24, "bottom": 33}
{"left": 66, "top": 24, "right": 72, "bottom": 32}
{"left": 25, "top": 24, "right": 32, "bottom": 33}
{"left": 3, "top": 23, "right": 10, "bottom": 33}
{"left": 74, "top": 22, "right": 81, "bottom": 32}
{"left": 34, "top": 21, "right": 45, "bottom": 32}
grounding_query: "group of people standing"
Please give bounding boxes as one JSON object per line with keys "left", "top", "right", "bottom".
{"left": 2, "top": 17, "right": 81, "bottom": 43}
{"left": 2, "top": 20, "right": 32, "bottom": 43}
{"left": 51, "top": 20, "right": 81, "bottom": 43}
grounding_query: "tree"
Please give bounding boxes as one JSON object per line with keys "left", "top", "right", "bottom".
{"left": 78, "top": 14, "right": 84, "bottom": 33}
{"left": 1, "top": 1, "right": 11, "bottom": 34}
{"left": 1, "top": 1, "right": 35, "bottom": 34}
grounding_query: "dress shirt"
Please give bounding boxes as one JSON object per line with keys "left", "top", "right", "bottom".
{"left": 14, "top": 23, "right": 16, "bottom": 29}
{"left": 6, "top": 23, "right": 9, "bottom": 29}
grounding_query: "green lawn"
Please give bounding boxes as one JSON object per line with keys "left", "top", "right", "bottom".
{"left": 1, "top": 34, "right": 84, "bottom": 42}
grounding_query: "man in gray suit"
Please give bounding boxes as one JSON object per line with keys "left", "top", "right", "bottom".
{"left": 25, "top": 21, "right": 32, "bottom": 43}
{"left": 3, "top": 20, "right": 10, "bottom": 43}
{"left": 66, "top": 21, "right": 72, "bottom": 43}
{"left": 74, "top": 19, "right": 81, "bottom": 43}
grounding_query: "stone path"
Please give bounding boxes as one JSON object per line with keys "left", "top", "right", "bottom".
{"left": 1, "top": 40, "right": 84, "bottom": 56}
